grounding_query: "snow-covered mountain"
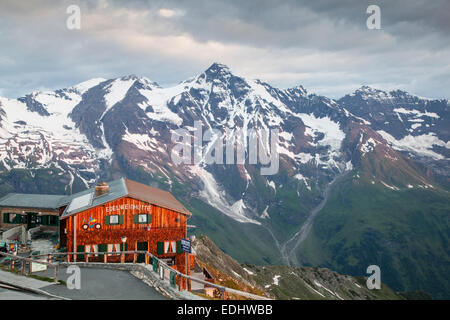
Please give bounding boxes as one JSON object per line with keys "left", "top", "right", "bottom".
{"left": 1, "top": 62, "right": 449, "bottom": 297}
{"left": 339, "top": 86, "right": 450, "bottom": 175}
{"left": 0, "top": 63, "right": 448, "bottom": 221}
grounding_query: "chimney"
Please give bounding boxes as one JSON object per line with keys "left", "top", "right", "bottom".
{"left": 95, "top": 182, "right": 110, "bottom": 197}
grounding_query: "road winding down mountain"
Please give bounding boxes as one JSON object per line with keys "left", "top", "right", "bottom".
{"left": 279, "top": 171, "right": 351, "bottom": 266}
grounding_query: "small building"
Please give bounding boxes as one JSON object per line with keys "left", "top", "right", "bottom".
{"left": 0, "top": 178, "right": 193, "bottom": 280}
{"left": 0, "top": 193, "right": 64, "bottom": 232}
{"left": 60, "top": 178, "right": 191, "bottom": 273}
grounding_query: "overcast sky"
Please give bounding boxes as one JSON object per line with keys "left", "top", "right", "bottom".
{"left": 0, "top": 0, "right": 449, "bottom": 99}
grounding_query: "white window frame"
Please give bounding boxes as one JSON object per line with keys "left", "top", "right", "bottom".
{"left": 164, "top": 241, "right": 177, "bottom": 254}
{"left": 138, "top": 214, "right": 147, "bottom": 223}
{"left": 109, "top": 215, "right": 119, "bottom": 225}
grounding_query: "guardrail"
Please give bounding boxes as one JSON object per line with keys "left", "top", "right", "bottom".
{"left": 27, "top": 250, "right": 271, "bottom": 300}
{"left": 0, "top": 251, "right": 60, "bottom": 283}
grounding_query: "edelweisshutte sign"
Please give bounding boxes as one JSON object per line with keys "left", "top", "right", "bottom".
{"left": 104, "top": 204, "right": 152, "bottom": 213}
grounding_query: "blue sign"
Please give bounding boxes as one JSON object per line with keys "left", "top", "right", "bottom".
{"left": 180, "top": 238, "right": 191, "bottom": 253}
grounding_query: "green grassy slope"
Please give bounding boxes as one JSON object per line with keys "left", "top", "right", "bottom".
{"left": 297, "top": 171, "right": 450, "bottom": 299}
{"left": 187, "top": 198, "right": 281, "bottom": 265}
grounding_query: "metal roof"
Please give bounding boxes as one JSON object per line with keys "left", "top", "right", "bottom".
{"left": 60, "top": 178, "right": 191, "bottom": 219}
{"left": 0, "top": 193, "right": 65, "bottom": 210}
{"left": 0, "top": 178, "right": 191, "bottom": 219}
{"left": 124, "top": 179, "right": 191, "bottom": 217}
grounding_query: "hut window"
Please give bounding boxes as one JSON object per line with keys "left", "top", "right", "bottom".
{"left": 138, "top": 214, "right": 147, "bottom": 223}
{"left": 3, "top": 213, "right": 20, "bottom": 224}
{"left": 133, "top": 214, "right": 152, "bottom": 224}
{"left": 110, "top": 215, "right": 119, "bottom": 224}
{"left": 105, "top": 215, "right": 124, "bottom": 225}
{"left": 107, "top": 244, "right": 121, "bottom": 256}
{"left": 164, "top": 241, "right": 177, "bottom": 254}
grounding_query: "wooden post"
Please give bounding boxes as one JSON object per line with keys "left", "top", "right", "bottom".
{"left": 85, "top": 253, "right": 88, "bottom": 263}
{"left": 221, "top": 288, "right": 226, "bottom": 300}
{"left": 54, "top": 265, "right": 58, "bottom": 283}
{"left": 145, "top": 254, "right": 149, "bottom": 265}
{"left": 21, "top": 259, "right": 25, "bottom": 275}
{"left": 73, "top": 216, "right": 77, "bottom": 262}
{"left": 28, "top": 257, "right": 32, "bottom": 275}
{"left": 121, "top": 252, "right": 125, "bottom": 264}
{"left": 133, "top": 253, "right": 137, "bottom": 263}
{"left": 48, "top": 254, "right": 52, "bottom": 264}
{"left": 104, "top": 254, "right": 107, "bottom": 264}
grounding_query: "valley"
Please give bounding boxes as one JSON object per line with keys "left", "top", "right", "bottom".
{"left": 0, "top": 63, "right": 448, "bottom": 298}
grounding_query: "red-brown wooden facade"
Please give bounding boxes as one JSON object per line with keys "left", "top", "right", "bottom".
{"left": 63, "top": 196, "right": 189, "bottom": 280}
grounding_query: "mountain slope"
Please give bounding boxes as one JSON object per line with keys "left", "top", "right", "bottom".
{"left": 193, "top": 235, "right": 408, "bottom": 300}
{"left": 0, "top": 63, "right": 448, "bottom": 298}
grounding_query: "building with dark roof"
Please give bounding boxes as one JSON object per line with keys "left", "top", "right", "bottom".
{"left": 0, "top": 193, "right": 65, "bottom": 231}
{"left": 0, "top": 178, "right": 192, "bottom": 280}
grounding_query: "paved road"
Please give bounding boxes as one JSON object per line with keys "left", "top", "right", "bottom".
{"left": 0, "top": 284, "right": 53, "bottom": 300}
{"left": 280, "top": 171, "right": 350, "bottom": 266}
{"left": 33, "top": 267, "right": 168, "bottom": 300}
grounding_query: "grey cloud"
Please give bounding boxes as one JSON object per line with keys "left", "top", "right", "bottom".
{"left": 0, "top": 0, "right": 448, "bottom": 99}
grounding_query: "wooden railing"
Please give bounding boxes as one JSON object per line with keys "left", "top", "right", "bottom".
{"left": 0, "top": 251, "right": 60, "bottom": 283}
{"left": 26, "top": 250, "right": 272, "bottom": 300}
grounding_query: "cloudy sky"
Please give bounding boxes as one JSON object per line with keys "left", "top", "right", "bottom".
{"left": 0, "top": 0, "right": 449, "bottom": 99}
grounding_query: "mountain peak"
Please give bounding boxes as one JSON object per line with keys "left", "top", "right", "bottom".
{"left": 349, "top": 85, "right": 394, "bottom": 101}
{"left": 287, "top": 85, "right": 308, "bottom": 96}
{"left": 207, "top": 62, "right": 231, "bottom": 71}
{"left": 204, "top": 62, "right": 233, "bottom": 78}
{"left": 356, "top": 85, "right": 378, "bottom": 93}
{"left": 120, "top": 74, "right": 139, "bottom": 81}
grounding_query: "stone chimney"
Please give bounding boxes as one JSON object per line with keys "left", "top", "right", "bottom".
{"left": 95, "top": 182, "right": 110, "bottom": 197}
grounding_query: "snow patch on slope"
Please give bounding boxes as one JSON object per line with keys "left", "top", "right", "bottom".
{"left": 104, "top": 77, "right": 137, "bottom": 109}
{"left": 189, "top": 165, "right": 261, "bottom": 225}
{"left": 138, "top": 85, "right": 184, "bottom": 125}
{"left": 378, "top": 131, "right": 449, "bottom": 160}
{"left": 393, "top": 108, "right": 439, "bottom": 119}
{"left": 72, "top": 78, "right": 106, "bottom": 95}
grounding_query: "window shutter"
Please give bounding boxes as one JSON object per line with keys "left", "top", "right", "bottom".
{"left": 42, "top": 215, "right": 48, "bottom": 225}
{"left": 104, "top": 215, "right": 110, "bottom": 225}
{"left": 147, "top": 214, "right": 152, "bottom": 223}
{"left": 176, "top": 241, "right": 182, "bottom": 254}
{"left": 3, "top": 213, "right": 9, "bottom": 223}
{"left": 98, "top": 243, "right": 107, "bottom": 258}
{"left": 133, "top": 214, "right": 139, "bottom": 224}
{"left": 152, "top": 258, "right": 158, "bottom": 272}
{"left": 77, "top": 245, "right": 85, "bottom": 260}
{"left": 118, "top": 215, "right": 124, "bottom": 225}
{"left": 51, "top": 216, "right": 58, "bottom": 226}
{"left": 15, "top": 214, "right": 22, "bottom": 224}
{"left": 157, "top": 242, "right": 164, "bottom": 255}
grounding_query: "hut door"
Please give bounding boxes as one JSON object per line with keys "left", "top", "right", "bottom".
{"left": 26, "top": 212, "right": 37, "bottom": 229}
{"left": 136, "top": 242, "right": 148, "bottom": 263}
